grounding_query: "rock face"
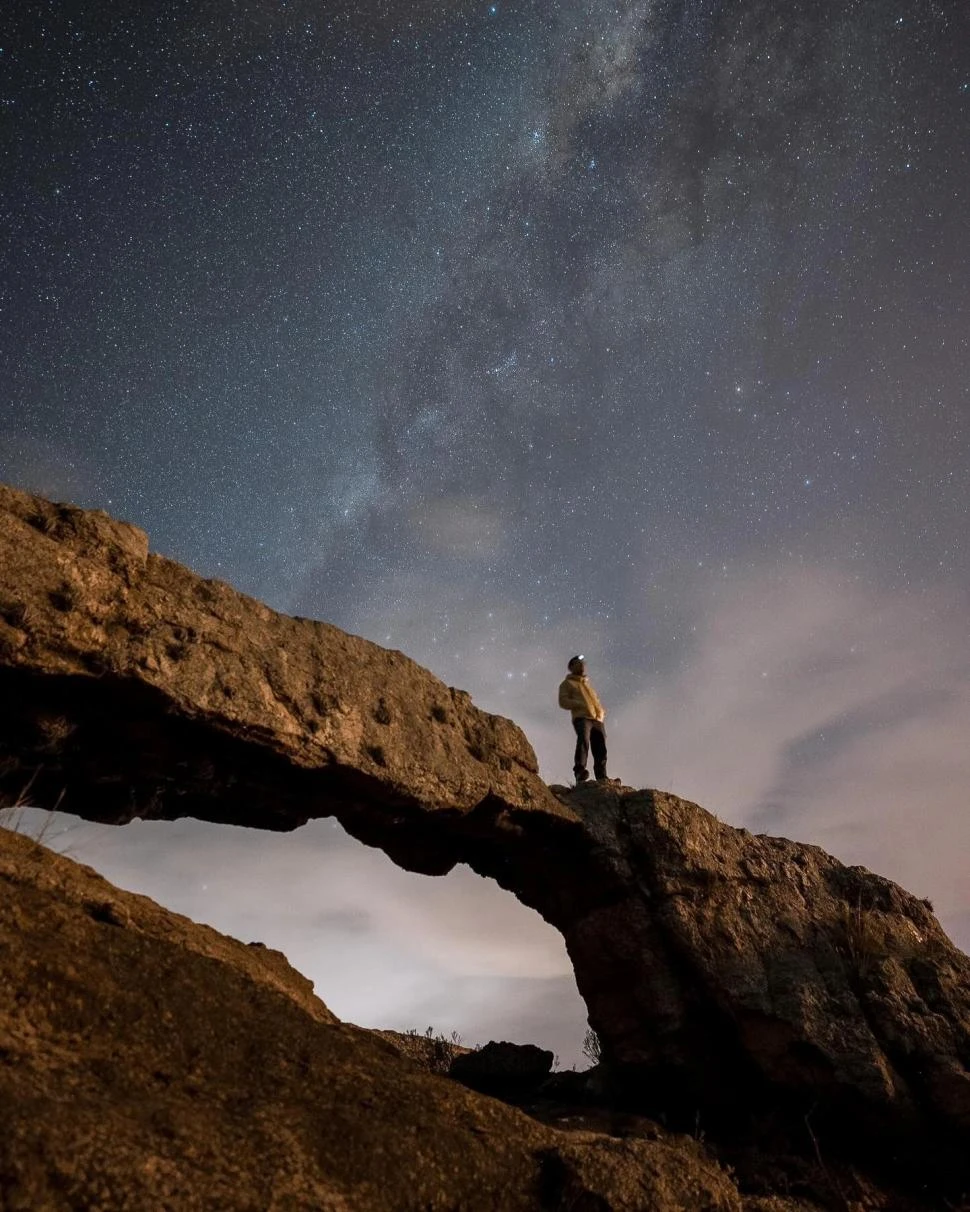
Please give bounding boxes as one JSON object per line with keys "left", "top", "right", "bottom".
{"left": 552, "top": 788, "right": 970, "bottom": 1162}
{"left": 0, "top": 483, "right": 563, "bottom": 873}
{"left": 0, "top": 827, "right": 745, "bottom": 1211}
{"left": 2, "top": 484, "right": 970, "bottom": 1203}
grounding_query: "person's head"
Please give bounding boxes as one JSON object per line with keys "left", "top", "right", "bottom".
{"left": 568, "top": 655, "right": 586, "bottom": 676}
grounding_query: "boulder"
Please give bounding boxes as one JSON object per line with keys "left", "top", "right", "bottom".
{"left": 450, "top": 1040, "right": 554, "bottom": 1097}
{"left": 550, "top": 786, "right": 970, "bottom": 1160}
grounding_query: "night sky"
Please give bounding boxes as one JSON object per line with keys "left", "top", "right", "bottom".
{"left": 3, "top": 0, "right": 969, "bottom": 1063}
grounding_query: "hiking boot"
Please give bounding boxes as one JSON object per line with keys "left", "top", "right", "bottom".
{"left": 574, "top": 769, "right": 590, "bottom": 784}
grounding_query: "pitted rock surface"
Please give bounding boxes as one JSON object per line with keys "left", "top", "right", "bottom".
{"left": 0, "top": 482, "right": 566, "bottom": 873}
{"left": 2, "top": 484, "right": 969, "bottom": 1200}
{"left": 552, "top": 785, "right": 970, "bottom": 1149}
{"left": 0, "top": 827, "right": 746, "bottom": 1212}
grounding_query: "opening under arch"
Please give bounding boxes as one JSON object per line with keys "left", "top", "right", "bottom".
{"left": 6, "top": 807, "right": 592, "bottom": 1068}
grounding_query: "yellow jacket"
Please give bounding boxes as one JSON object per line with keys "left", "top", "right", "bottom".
{"left": 558, "top": 674, "right": 605, "bottom": 722}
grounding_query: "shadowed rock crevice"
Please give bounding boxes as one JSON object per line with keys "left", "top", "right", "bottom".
{"left": 2, "top": 484, "right": 970, "bottom": 1204}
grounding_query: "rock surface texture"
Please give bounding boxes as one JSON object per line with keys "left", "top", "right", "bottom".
{"left": 2, "top": 484, "right": 970, "bottom": 1206}
{"left": 0, "top": 828, "right": 745, "bottom": 1212}
{"left": 0, "top": 483, "right": 563, "bottom": 871}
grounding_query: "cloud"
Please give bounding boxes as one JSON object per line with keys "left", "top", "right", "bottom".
{"left": 605, "top": 567, "right": 970, "bottom": 948}
{"left": 389, "top": 973, "right": 589, "bottom": 1066}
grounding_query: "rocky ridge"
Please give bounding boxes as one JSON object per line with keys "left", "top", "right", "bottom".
{"left": 2, "top": 483, "right": 969, "bottom": 1207}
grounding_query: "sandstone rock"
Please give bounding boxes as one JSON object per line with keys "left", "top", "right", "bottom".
{"left": 450, "top": 1039, "right": 554, "bottom": 1097}
{"left": 549, "top": 786, "right": 970, "bottom": 1185}
{"left": 0, "top": 826, "right": 746, "bottom": 1211}
{"left": 0, "top": 482, "right": 567, "bottom": 875}
{"left": 2, "top": 485, "right": 970, "bottom": 1204}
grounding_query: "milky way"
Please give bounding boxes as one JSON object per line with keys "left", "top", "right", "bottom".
{"left": 3, "top": 1, "right": 969, "bottom": 1050}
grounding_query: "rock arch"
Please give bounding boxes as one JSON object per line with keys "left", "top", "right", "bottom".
{"left": 2, "top": 483, "right": 969, "bottom": 1191}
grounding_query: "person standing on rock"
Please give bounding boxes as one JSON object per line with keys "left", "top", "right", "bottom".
{"left": 557, "top": 655, "right": 614, "bottom": 784}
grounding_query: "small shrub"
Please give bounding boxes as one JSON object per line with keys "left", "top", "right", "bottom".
{"left": 404, "top": 1026, "right": 464, "bottom": 1075}
{"left": 0, "top": 599, "right": 30, "bottom": 629}
{"left": 838, "top": 900, "right": 884, "bottom": 977}
{"left": 48, "top": 584, "right": 77, "bottom": 613}
{"left": 28, "top": 511, "right": 58, "bottom": 536}
{"left": 0, "top": 778, "right": 69, "bottom": 851}
{"left": 835, "top": 897, "right": 928, "bottom": 977}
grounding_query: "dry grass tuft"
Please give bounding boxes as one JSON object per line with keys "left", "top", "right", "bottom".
{"left": 403, "top": 1026, "right": 466, "bottom": 1074}
{"left": 837, "top": 897, "right": 926, "bottom": 979}
{"left": 0, "top": 773, "right": 70, "bottom": 851}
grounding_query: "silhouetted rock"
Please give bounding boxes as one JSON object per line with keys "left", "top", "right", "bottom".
{"left": 450, "top": 1040, "right": 554, "bottom": 1097}
{"left": 2, "top": 485, "right": 970, "bottom": 1205}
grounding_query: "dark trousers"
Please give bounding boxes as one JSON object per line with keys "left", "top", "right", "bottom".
{"left": 573, "top": 717, "right": 607, "bottom": 780}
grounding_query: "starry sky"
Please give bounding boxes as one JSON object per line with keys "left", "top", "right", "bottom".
{"left": 3, "top": 0, "right": 969, "bottom": 1064}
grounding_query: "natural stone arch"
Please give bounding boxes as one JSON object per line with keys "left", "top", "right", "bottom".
{"left": 3, "top": 482, "right": 970, "bottom": 1195}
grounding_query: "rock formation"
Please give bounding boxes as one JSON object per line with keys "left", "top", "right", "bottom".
{"left": 0, "top": 484, "right": 562, "bottom": 871}
{"left": 0, "top": 827, "right": 744, "bottom": 1211}
{"left": 2, "top": 483, "right": 969, "bottom": 1207}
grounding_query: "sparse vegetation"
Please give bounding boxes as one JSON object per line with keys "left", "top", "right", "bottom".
{"left": 48, "top": 583, "right": 78, "bottom": 613}
{"left": 0, "top": 776, "right": 70, "bottom": 851}
{"left": 404, "top": 1026, "right": 465, "bottom": 1075}
{"left": 838, "top": 898, "right": 885, "bottom": 977}
{"left": 0, "top": 597, "right": 30, "bottom": 629}
{"left": 581, "top": 1027, "right": 601, "bottom": 1067}
{"left": 28, "top": 510, "right": 58, "bottom": 535}
{"left": 836, "top": 897, "right": 926, "bottom": 977}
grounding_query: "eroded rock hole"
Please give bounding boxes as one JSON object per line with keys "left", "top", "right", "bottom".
{"left": 3, "top": 808, "right": 592, "bottom": 1067}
